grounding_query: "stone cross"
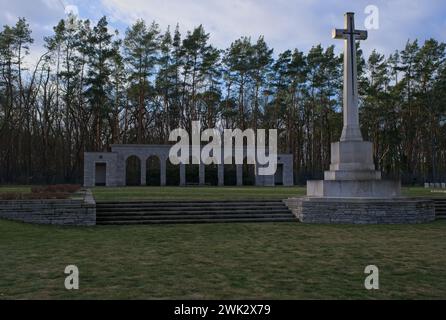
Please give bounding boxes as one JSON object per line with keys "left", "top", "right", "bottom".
{"left": 333, "top": 12, "right": 368, "bottom": 142}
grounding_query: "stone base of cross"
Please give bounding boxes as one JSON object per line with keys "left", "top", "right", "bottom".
{"left": 307, "top": 12, "right": 401, "bottom": 198}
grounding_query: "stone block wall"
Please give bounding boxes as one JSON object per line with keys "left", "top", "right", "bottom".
{"left": 0, "top": 190, "right": 96, "bottom": 226}
{"left": 84, "top": 152, "right": 119, "bottom": 187}
{"left": 85, "top": 145, "right": 295, "bottom": 187}
{"left": 284, "top": 197, "right": 435, "bottom": 224}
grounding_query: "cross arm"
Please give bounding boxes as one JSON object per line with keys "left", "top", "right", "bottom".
{"left": 355, "top": 30, "right": 368, "bottom": 40}
{"left": 332, "top": 29, "right": 345, "bottom": 39}
{"left": 332, "top": 28, "right": 368, "bottom": 40}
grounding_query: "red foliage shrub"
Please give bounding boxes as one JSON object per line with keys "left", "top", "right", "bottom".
{"left": 0, "top": 192, "right": 70, "bottom": 200}
{"left": 31, "top": 184, "right": 81, "bottom": 194}
{"left": 28, "top": 192, "right": 69, "bottom": 199}
{"left": 0, "top": 193, "right": 23, "bottom": 200}
{"left": 31, "top": 187, "right": 45, "bottom": 193}
{"left": 0, "top": 185, "right": 80, "bottom": 200}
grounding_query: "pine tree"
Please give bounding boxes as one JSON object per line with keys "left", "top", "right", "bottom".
{"left": 124, "top": 20, "right": 160, "bottom": 143}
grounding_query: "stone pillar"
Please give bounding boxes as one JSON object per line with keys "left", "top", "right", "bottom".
{"left": 218, "top": 164, "right": 224, "bottom": 186}
{"left": 263, "top": 174, "right": 275, "bottom": 187}
{"left": 160, "top": 159, "right": 167, "bottom": 186}
{"left": 199, "top": 163, "right": 205, "bottom": 185}
{"left": 236, "top": 164, "right": 243, "bottom": 186}
{"left": 117, "top": 154, "right": 126, "bottom": 186}
{"left": 282, "top": 155, "right": 294, "bottom": 186}
{"left": 83, "top": 154, "right": 94, "bottom": 187}
{"left": 254, "top": 163, "right": 259, "bottom": 186}
{"left": 180, "top": 163, "right": 186, "bottom": 186}
{"left": 140, "top": 159, "right": 147, "bottom": 186}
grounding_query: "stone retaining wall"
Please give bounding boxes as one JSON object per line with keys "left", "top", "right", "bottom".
{"left": 284, "top": 197, "right": 435, "bottom": 224}
{"left": 0, "top": 189, "right": 96, "bottom": 226}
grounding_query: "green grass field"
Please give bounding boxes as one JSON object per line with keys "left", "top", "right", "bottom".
{"left": 1, "top": 185, "right": 445, "bottom": 299}
{"left": 0, "top": 219, "right": 445, "bottom": 299}
{"left": 91, "top": 186, "right": 446, "bottom": 201}
{"left": 1, "top": 185, "right": 445, "bottom": 201}
{"left": 93, "top": 186, "right": 307, "bottom": 201}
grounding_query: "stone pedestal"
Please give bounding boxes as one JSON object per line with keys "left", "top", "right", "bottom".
{"left": 308, "top": 140, "right": 401, "bottom": 199}
{"left": 325, "top": 141, "right": 381, "bottom": 181}
{"left": 285, "top": 197, "right": 435, "bottom": 225}
{"left": 307, "top": 180, "right": 401, "bottom": 198}
{"left": 328, "top": 141, "right": 376, "bottom": 173}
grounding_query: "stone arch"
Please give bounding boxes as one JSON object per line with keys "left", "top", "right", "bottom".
{"left": 274, "top": 163, "right": 284, "bottom": 185}
{"left": 126, "top": 155, "right": 141, "bottom": 186}
{"left": 224, "top": 157, "right": 237, "bottom": 186}
{"left": 186, "top": 156, "right": 200, "bottom": 185}
{"left": 166, "top": 160, "right": 181, "bottom": 186}
{"left": 146, "top": 155, "right": 161, "bottom": 186}
{"left": 205, "top": 164, "right": 218, "bottom": 186}
{"left": 242, "top": 157, "right": 256, "bottom": 186}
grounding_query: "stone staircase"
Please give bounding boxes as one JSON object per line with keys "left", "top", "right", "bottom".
{"left": 433, "top": 199, "right": 446, "bottom": 219}
{"left": 96, "top": 200, "right": 297, "bottom": 225}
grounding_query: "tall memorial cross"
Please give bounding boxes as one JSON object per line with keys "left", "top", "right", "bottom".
{"left": 333, "top": 12, "right": 368, "bottom": 142}
{"left": 299, "top": 11, "right": 406, "bottom": 217}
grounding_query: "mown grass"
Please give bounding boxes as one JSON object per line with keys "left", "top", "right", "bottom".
{"left": 0, "top": 220, "right": 445, "bottom": 299}
{"left": 1, "top": 185, "right": 445, "bottom": 201}
{"left": 93, "top": 186, "right": 307, "bottom": 201}
{"left": 0, "top": 186, "right": 31, "bottom": 193}
{"left": 91, "top": 186, "right": 446, "bottom": 201}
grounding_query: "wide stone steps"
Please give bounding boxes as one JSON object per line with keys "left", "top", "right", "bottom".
{"left": 97, "top": 209, "right": 289, "bottom": 216}
{"left": 96, "top": 201, "right": 284, "bottom": 208}
{"left": 96, "top": 200, "right": 296, "bottom": 225}
{"left": 433, "top": 199, "right": 446, "bottom": 219}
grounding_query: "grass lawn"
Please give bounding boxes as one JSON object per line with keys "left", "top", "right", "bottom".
{"left": 93, "top": 186, "right": 307, "bottom": 201}
{"left": 0, "top": 219, "right": 445, "bottom": 299}
{"left": 92, "top": 186, "right": 444, "bottom": 201}
{"left": 1, "top": 185, "right": 445, "bottom": 299}
{"left": 0, "top": 186, "right": 32, "bottom": 193}
{"left": 1, "top": 185, "right": 445, "bottom": 201}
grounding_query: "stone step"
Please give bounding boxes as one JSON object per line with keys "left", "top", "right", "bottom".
{"left": 96, "top": 201, "right": 285, "bottom": 208}
{"left": 95, "top": 200, "right": 296, "bottom": 225}
{"left": 96, "top": 206, "right": 289, "bottom": 211}
{"left": 96, "top": 205, "right": 287, "bottom": 211}
{"left": 97, "top": 200, "right": 283, "bottom": 203}
{"left": 98, "top": 217, "right": 298, "bottom": 225}
{"left": 97, "top": 213, "right": 294, "bottom": 221}
{"left": 97, "top": 209, "right": 291, "bottom": 216}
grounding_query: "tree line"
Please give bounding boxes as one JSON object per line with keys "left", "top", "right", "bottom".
{"left": 0, "top": 15, "right": 445, "bottom": 184}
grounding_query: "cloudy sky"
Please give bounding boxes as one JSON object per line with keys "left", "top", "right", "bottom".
{"left": 1, "top": 0, "right": 445, "bottom": 66}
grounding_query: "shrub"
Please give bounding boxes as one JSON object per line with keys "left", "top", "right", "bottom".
{"left": 0, "top": 193, "right": 23, "bottom": 200}
{"left": 28, "top": 192, "right": 69, "bottom": 200}
{"left": 0, "top": 192, "right": 71, "bottom": 200}
{"left": 31, "top": 184, "right": 81, "bottom": 194}
{"left": 1, "top": 184, "right": 80, "bottom": 200}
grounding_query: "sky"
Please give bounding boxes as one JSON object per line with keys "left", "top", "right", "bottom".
{"left": 1, "top": 0, "right": 445, "bottom": 67}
